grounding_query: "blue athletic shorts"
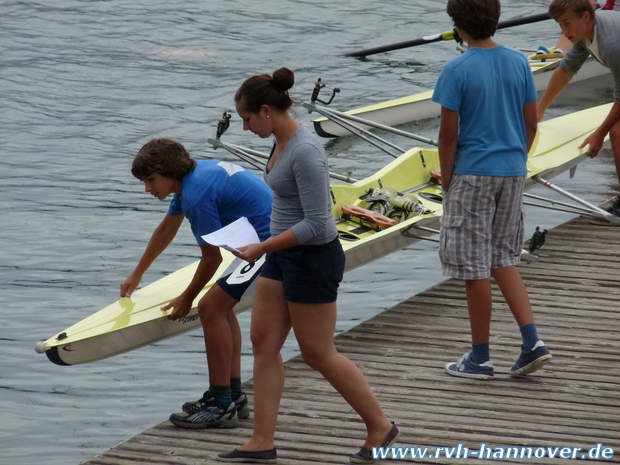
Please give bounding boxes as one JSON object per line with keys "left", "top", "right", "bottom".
{"left": 260, "top": 237, "right": 345, "bottom": 304}
{"left": 217, "top": 257, "right": 264, "bottom": 302}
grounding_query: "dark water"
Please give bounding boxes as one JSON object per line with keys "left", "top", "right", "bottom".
{"left": 0, "top": 1, "right": 616, "bottom": 464}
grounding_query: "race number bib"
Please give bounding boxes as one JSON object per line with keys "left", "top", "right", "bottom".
{"left": 226, "top": 255, "right": 266, "bottom": 285}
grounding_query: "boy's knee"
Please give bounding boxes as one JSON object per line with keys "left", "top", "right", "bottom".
{"left": 197, "top": 288, "right": 236, "bottom": 323}
{"left": 197, "top": 298, "right": 224, "bottom": 323}
{"left": 197, "top": 301, "right": 213, "bottom": 324}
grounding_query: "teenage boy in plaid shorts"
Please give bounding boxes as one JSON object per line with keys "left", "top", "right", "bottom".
{"left": 431, "top": 0, "right": 552, "bottom": 380}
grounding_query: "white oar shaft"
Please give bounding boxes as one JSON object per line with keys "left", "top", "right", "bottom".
{"left": 523, "top": 200, "right": 603, "bottom": 218}
{"left": 312, "top": 107, "right": 404, "bottom": 158}
{"left": 303, "top": 102, "right": 438, "bottom": 146}
{"left": 208, "top": 138, "right": 266, "bottom": 171}
{"left": 534, "top": 175, "right": 620, "bottom": 224}
{"left": 208, "top": 138, "right": 359, "bottom": 183}
{"left": 524, "top": 192, "right": 598, "bottom": 215}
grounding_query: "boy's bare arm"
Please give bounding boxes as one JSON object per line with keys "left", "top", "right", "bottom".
{"left": 120, "top": 213, "right": 184, "bottom": 297}
{"left": 536, "top": 67, "right": 574, "bottom": 121}
{"left": 523, "top": 101, "right": 538, "bottom": 154}
{"left": 438, "top": 107, "right": 459, "bottom": 191}
{"left": 163, "top": 243, "right": 223, "bottom": 320}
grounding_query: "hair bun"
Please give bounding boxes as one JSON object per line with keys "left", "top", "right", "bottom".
{"left": 272, "top": 68, "right": 295, "bottom": 92}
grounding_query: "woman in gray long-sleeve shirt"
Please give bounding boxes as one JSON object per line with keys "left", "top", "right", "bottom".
{"left": 218, "top": 68, "right": 398, "bottom": 464}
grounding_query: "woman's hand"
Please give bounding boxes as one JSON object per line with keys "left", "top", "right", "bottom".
{"left": 235, "top": 242, "right": 265, "bottom": 262}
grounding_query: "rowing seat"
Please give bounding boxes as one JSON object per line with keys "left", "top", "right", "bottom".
{"left": 342, "top": 205, "right": 398, "bottom": 228}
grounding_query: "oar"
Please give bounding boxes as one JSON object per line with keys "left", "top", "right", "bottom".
{"left": 344, "top": 12, "right": 551, "bottom": 57}
{"left": 208, "top": 137, "right": 360, "bottom": 184}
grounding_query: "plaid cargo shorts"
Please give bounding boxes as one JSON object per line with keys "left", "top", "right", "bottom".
{"left": 439, "top": 174, "right": 526, "bottom": 280}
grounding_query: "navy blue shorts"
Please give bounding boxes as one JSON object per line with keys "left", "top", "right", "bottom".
{"left": 260, "top": 238, "right": 345, "bottom": 304}
{"left": 217, "top": 257, "right": 263, "bottom": 301}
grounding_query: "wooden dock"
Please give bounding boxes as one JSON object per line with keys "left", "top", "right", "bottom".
{"left": 82, "top": 209, "right": 620, "bottom": 465}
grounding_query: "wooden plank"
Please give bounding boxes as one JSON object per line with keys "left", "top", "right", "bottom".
{"left": 81, "top": 208, "right": 620, "bottom": 464}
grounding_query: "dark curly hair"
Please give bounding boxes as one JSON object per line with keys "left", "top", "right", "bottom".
{"left": 447, "top": 0, "right": 501, "bottom": 40}
{"left": 132, "top": 138, "right": 196, "bottom": 182}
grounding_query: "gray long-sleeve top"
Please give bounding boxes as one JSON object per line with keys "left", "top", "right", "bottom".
{"left": 264, "top": 125, "right": 338, "bottom": 245}
{"left": 560, "top": 10, "right": 620, "bottom": 103}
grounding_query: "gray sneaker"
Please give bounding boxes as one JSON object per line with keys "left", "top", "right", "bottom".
{"left": 446, "top": 353, "right": 494, "bottom": 380}
{"left": 510, "top": 340, "right": 552, "bottom": 376}
{"left": 170, "top": 401, "right": 238, "bottom": 429}
{"left": 183, "top": 392, "right": 250, "bottom": 419}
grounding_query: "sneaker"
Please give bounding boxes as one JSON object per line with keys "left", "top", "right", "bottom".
{"left": 510, "top": 340, "right": 552, "bottom": 376}
{"left": 183, "top": 392, "right": 250, "bottom": 420}
{"left": 445, "top": 353, "right": 494, "bottom": 380}
{"left": 170, "top": 401, "right": 238, "bottom": 429}
{"left": 535, "top": 46, "right": 551, "bottom": 55}
{"left": 609, "top": 195, "right": 620, "bottom": 217}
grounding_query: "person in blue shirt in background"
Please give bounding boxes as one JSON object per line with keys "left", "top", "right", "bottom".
{"left": 431, "top": 0, "right": 552, "bottom": 380}
{"left": 122, "top": 138, "right": 272, "bottom": 428}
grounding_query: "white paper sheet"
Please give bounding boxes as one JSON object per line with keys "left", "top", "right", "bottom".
{"left": 201, "top": 216, "right": 259, "bottom": 253}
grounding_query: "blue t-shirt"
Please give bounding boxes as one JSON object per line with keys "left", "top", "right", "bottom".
{"left": 432, "top": 45, "right": 537, "bottom": 176}
{"left": 168, "top": 160, "right": 272, "bottom": 244}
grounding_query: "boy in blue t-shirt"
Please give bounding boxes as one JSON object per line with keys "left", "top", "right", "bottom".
{"left": 122, "top": 138, "right": 272, "bottom": 427}
{"left": 431, "top": 0, "right": 552, "bottom": 380}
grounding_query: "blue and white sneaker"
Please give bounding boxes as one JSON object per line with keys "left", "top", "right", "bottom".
{"left": 446, "top": 353, "right": 494, "bottom": 380}
{"left": 510, "top": 340, "right": 552, "bottom": 376}
{"left": 170, "top": 401, "right": 238, "bottom": 429}
{"left": 536, "top": 46, "right": 551, "bottom": 55}
{"left": 183, "top": 392, "right": 250, "bottom": 420}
